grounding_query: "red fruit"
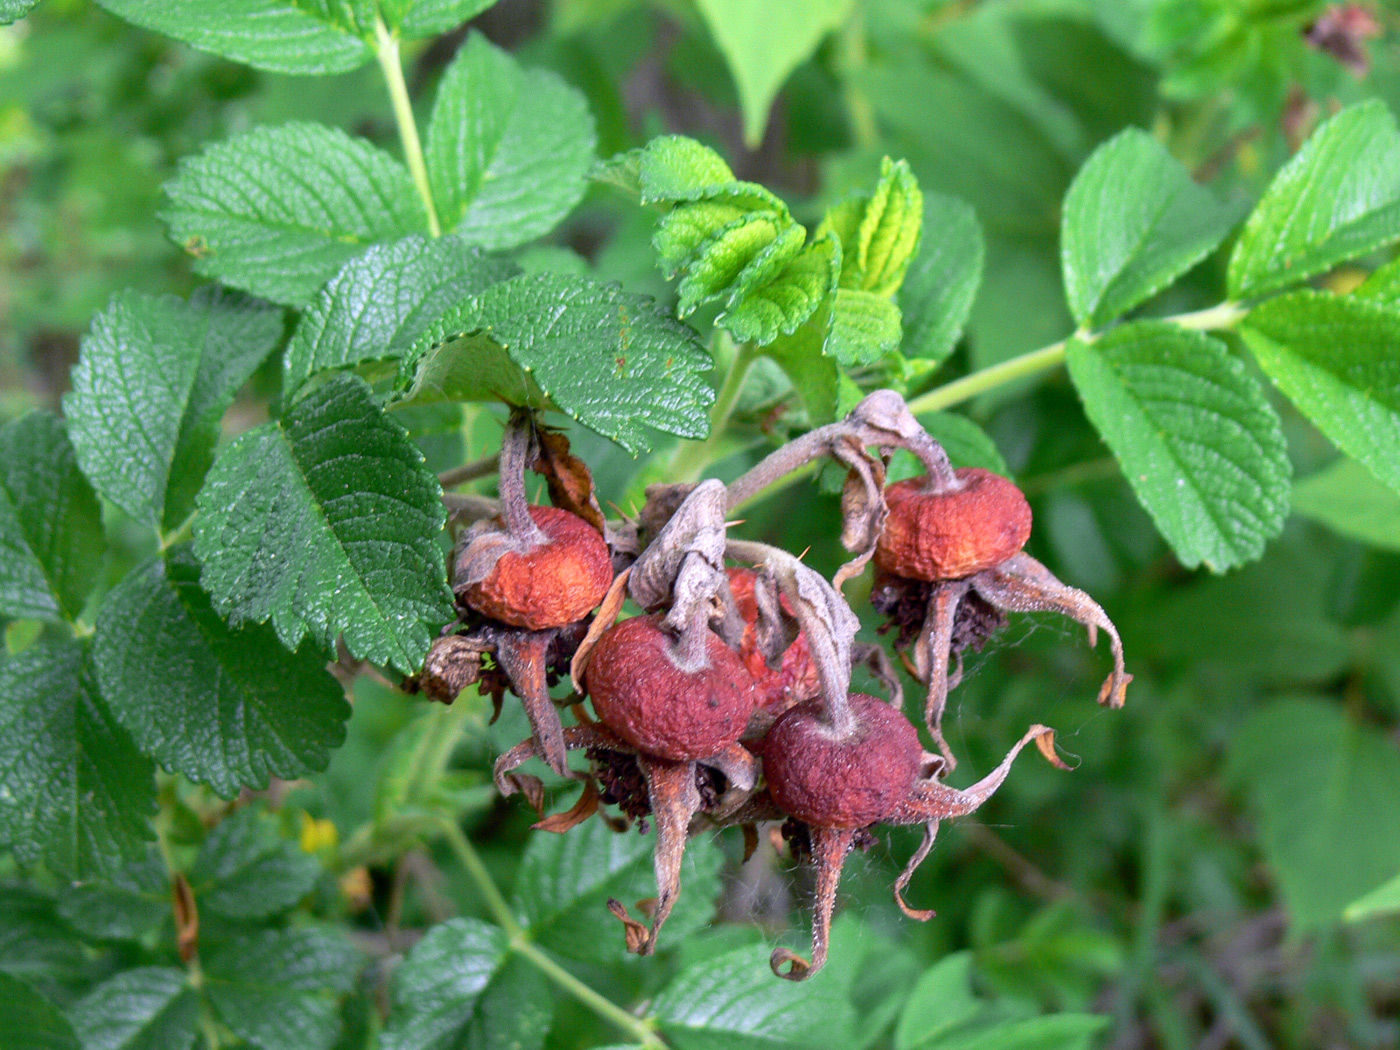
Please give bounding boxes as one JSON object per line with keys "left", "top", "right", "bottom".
{"left": 465, "top": 506, "right": 613, "bottom": 630}
{"left": 875, "top": 470, "right": 1031, "bottom": 581}
{"left": 586, "top": 615, "right": 758, "bottom": 762}
{"left": 762, "top": 695, "right": 921, "bottom": 828}
{"left": 726, "top": 567, "right": 821, "bottom": 709}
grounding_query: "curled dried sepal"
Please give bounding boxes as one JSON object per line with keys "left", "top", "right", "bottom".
{"left": 770, "top": 826, "right": 854, "bottom": 981}
{"left": 495, "top": 631, "right": 570, "bottom": 777}
{"left": 621, "top": 755, "right": 701, "bottom": 955}
{"left": 416, "top": 633, "right": 490, "bottom": 704}
{"left": 533, "top": 779, "right": 601, "bottom": 833}
{"left": 628, "top": 480, "right": 728, "bottom": 615}
{"left": 494, "top": 722, "right": 624, "bottom": 799}
{"left": 570, "top": 567, "right": 631, "bottom": 692}
{"left": 970, "top": 554, "right": 1131, "bottom": 708}
{"left": 915, "top": 580, "right": 971, "bottom": 770}
{"left": 531, "top": 428, "right": 607, "bottom": 534}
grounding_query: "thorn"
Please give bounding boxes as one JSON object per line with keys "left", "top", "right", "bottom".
{"left": 724, "top": 518, "right": 747, "bottom": 528}
{"left": 796, "top": 546, "right": 811, "bottom": 561}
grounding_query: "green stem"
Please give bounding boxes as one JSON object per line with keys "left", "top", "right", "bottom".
{"left": 670, "top": 340, "right": 757, "bottom": 482}
{"left": 436, "top": 819, "right": 666, "bottom": 1048}
{"left": 373, "top": 17, "right": 442, "bottom": 238}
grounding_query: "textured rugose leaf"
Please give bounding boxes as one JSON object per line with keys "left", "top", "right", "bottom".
{"left": 1228, "top": 101, "right": 1400, "bottom": 299}
{"left": 1240, "top": 291, "right": 1400, "bottom": 497}
{"left": 426, "top": 32, "right": 595, "bottom": 249}
{"left": 1292, "top": 458, "right": 1400, "bottom": 551}
{"left": 94, "top": 550, "right": 350, "bottom": 798}
{"left": 723, "top": 233, "right": 841, "bottom": 347}
{"left": 0, "top": 0, "right": 41, "bottom": 25}
{"left": 1229, "top": 697, "right": 1400, "bottom": 932}
{"left": 0, "top": 640, "right": 155, "bottom": 879}
{"left": 284, "top": 235, "right": 515, "bottom": 400}
{"left": 695, "top": 0, "right": 855, "bottom": 147}
{"left": 193, "top": 374, "right": 452, "bottom": 674}
{"left": 0, "top": 973, "right": 79, "bottom": 1050}
{"left": 377, "top": 917, "right": 510, "bottom": 1050}
{"left": 91, "top": 0, "right": 373, "bottom": 75}
{"left": 379, "top": 0, "right": 496, "bottom": 37}
{"left": 651, "top": 944, "right": 856, "bottom": 1050}
{"left": 898, "top": 193, "right": 983, "bottom": 364}
{"left": 822, "top": 157, "right": 923, "bottom": 296}
{"left": 512, "top": 818, "right": 723, "bottom": 962}
{"left": 162, "top": 123, "right": 425, "bottom": 306}
{"left": 823, "top": 288, "right": 902, "bottom": 366}
{"left": 68, "top": 968, "right": 199, "bottom": 1050}
{"left": 66, "top": 288, "right": 282, "bottom": 530}
{"left": 398, "top": 273, "right": 714, "bottom": 453}
{"left": 0, "top": 888, "right": 89, "bottom": 996}
{"left": 0, "top": 412, "right": 103, "bottom": 623}
{"left": 1066, "top": 322, "right": 1290, "bottom": 571}
{"left": 203, "top": 928, "right": 361, "bottom": 1050}
{"left": 1062, "top": 128, "right": 1236, "bottom": 328}
{"left": 188, "top": 805, "right": 321, "bottom": 918}
{"left": 57, "top": 852, "right": 169, "bottom": 943}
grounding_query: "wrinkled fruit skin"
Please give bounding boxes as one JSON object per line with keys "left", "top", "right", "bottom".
{"left": 586, "top": 615, "right": 758, "bottom": 762}
{"left": 465, "top": 506, "right": 613, "bottom": 630}
{"left": 762, "top": 695, "right": 921, "bottom": 829}
{"left": 875, "top": 470, "right": 1032, "bottom": 581}
{"left": 726, "top": 567, "right": 821, "bottom": 709}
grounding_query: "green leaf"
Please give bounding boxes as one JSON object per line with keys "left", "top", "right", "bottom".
{"left": 189, "top": 805, "right": 321, "bottom": 919}
{"left": 634, "top": 136, "right": 736, "bottom": 203}
{"left": 283, "top": 235, "right": 515, "bottom": 400}
{"left": 66, "top": 288, "right": 282, "bottom": 531}
{"left": 0, "top": 639, "right": 155, "bottom": 879}
{"left": 651, "top": 943, "right": 857, "bottom": 1050}
{"left": 378, "top": 917, "right": 511, "bottom": 1050}
{"left": 203, "top": 928, "right": 361, "bottom": 1050}
{"left": 695, "top": 0, "right": 856, "bottom": 147}
{"left": 68, "top": 968, "right": 198, "bottom": 1050}
{"left": 0, "top": 413, "right": 103, "bottom": 623}
{"left": 57, "top": 853, "right": 169, "bottom": 944}
{"left": 821, "top": 157, "right": 923, "bottom": 296}
{"left": 723, "top": 233, "right": 841, "bottom": 347}
{"left": 1229, "top": 696, "right": 1400, "bottom": 932}
{"left": 1356, "top": 256, "right": 1400, "bottom": 306}
{"left": 1346, "top": 870, "right": 1400, "bottom": 922}
{"left": 918, "top": 413, "right": 1008, "bottom": 475}
{"left": 512, "top": 818, "right": 724, "bottom": 962}
{"left": 929, "top": 1015, "right": 1109, "bottom": 1050}
{"left": 1066, "top": 322, "right": 1290, "bottom": 570}
{"left": 0, "top": 973, "right": 78, "bottom": 1050}
{"left": 0, "top": 889, "right": 89, "bottom": 995}
{"left": 162, "top": 123, "right": 426, "bottom": 306}
{"left": 1061, "top": 128, "right": 1236, "bottom": 328}
{"left": 193, "top": 374, "right": 452, "bottom": 674}
{"left": 761, "top": 301, "right": 842, "bottom": 424}
{"left": 426, "top": 33, "right": 595, "bottom": 249}
{"left": 1292, "top": 458, "right": 1400, "bottom": 551}
{"left": 894, "top": 953, "right": 984, "bottom": 1050}
{"left": 0, "top": 1, "right": 41, "bottom": 26}
{"left": 397, "top": 273, "right": 715, "bottom": 454}
{"left": 1239, "top": 290, "right": 1400, "bottom": 497}
{"left": 1228, "top": 101, "right": 1400, "bottom": 299}
{"left": 91, "top": 1, "right": 373, "bottom": 75}
{"left": 380, "top": 0, "right": 497, "bottom": 37}
{"left": 898, "top": 193, "right": 983, "bottom": 364}
{"left": 94, "top": 549, "right": 351, "bottom": 797}
{"left": 824, "top": 288, "right": 902, "bottom": 367}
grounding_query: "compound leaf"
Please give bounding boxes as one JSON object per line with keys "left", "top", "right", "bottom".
{"left": 0, "top": 639, "right": 155, "bottom": 879}
{"left": 193, "top": 373, "right": 451, "bottom": 673}
{"left": 898, "top": 193, "right": 983, "bottom": 364}
{"left": 66, "top": 288, "right": 283, "bottom": 531}
{"left": 1066, "top": 322, "right": 1290, "bottom": 571}
{"left": 162, "top": 123, "right": 425, "bottom": 306}
{"left": 426, "top": 33, "right": 595, "bottom": 250}
{"left": 188, "top": 804, "right": 322, "bottom": 918}
{"left": 68, "top": 968, "right": 198, "bottom": 1050}
{"left": 0, "top": 413, "right": 103, "bottom": 623}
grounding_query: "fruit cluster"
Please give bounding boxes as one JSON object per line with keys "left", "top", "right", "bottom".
{"left": 421, "top": 392, "right": 1130, "bottom": 980}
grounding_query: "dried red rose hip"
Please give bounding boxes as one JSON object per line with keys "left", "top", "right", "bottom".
{"left": 762, "top": 695, "right": 921, "bottom": 828}
{"left": 875, "top": 469, "right": 1032, "bottom": 581}
{"left": 585, "top": 615, "right": 758, "bottom": 761}
{"left": 464, "top": 505, "right": 613, "bottom": 630}
{"left": 726, "top": 567, "right": 820, "bottom": 709}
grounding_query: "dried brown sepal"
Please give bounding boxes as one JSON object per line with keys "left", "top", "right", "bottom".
{"left": 851, "top": 642, "right": 904, "bottom": 711}
{"left": 570, "top": 567, "right": 631, "bottom": 693}
{"left": 607, "top": 898, "right": 651, "bottom": 955}
{"left": 493, "top": 722, "right": 625, "bottom": 797}
{"left": 629, "top": 481, "right": 729, "bottom": 631}
{"left": 533, "top": 778, "right": 601, "bottom": 834}
{"left": 832, "top": 435, "right": 888, "bottom": 591}
{"left": 771, "top": 826, "right": 855, "bottom": 981}
{"left": 638, "top": 482, "right": 699, "bottom": 546}
{"left": 742, "top": 823, "right": 760, "bottom": 863}
{"left": 416, "top": 634, "right": 489, "bottom": 704}
{"left": 173, "top": 871, "right": 199, "bottom": 964}
{"left": 632, "top": 754, "right": 702, "bottom": 954}
{"left": 918, "top": 580, "right": 969, "bottom": 769}
{"left": 495, "top": 631, "right": 569, "bottom": 777}
{"left": 531, "top": 428, "right": 607, "bottom": 534}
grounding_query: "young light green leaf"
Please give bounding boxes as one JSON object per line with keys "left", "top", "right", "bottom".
{"left": 650, "top": 943, "right": 857, "bottom": 1050}
{"left": 898, "top": 193, "right": 983, "bottom": 364}
{"left": 0, "top": 0, "right": 41, "bottom": 25}
{"left": 821, "top": 157, "right": 922, "bottom": 296}
{"left": 91, "top": 0, "right": 373, "bottom": 75}
{"left": 377, "top": 917, "right": 511, "bottom": 1050}
{"left": 1228, "top": 101, "right": 1400, "bottom": 299}
{"left": 162, "top": 123, "right": 425, "bottom": 306}
{"left": 193, "top": 374, "right": 452, "bottom": 674}
{"left": 426, "top": 33, "right": 595, "bottom": 250}
{"left": 66, "top": 288, "right": 282, "bottom": 531}
{"left": 283, "top": 235, "right": 515, "bottom": 400}
{"left": 512, "top": 817, "right": 723, "bottom": 962}
{"left": 189, "top": 805, "right": 321, "bottom": 919}
{"left": 94, "top": 550, "right": 351, "bottom": 798}
{"left": 379, "top": 0, "right": 497, "bottom": 37}
{"left": 0, "top": 413, "right": 103, "bottom": 623}
{"left": 1229, "top": 696, "right": 1400, "bottom": 932}
{"left": 202, "top": 927, "right": 361, "bottom": 1050}
{"left": 1062, "top": 128, "right": 1236, "bottom": 328}
{"left": 824, "top": 288, "right": 902, "bottom": 366}
{"left": 397, "top": 273, "right": 714, "bottom": 454}
{"left": 0, "top": 639, "right": 155, "bottom": 879}
{"left": 0, "top": 972, "right": 79, "bottom": 1050}
{"left": 635, "top": 136, "right": 737, "bottom": 203}
{"left": 1346, "top": 870, "right": 1400, "bottom": 923}
{"left": 723, "top": 233, "right": 841, "bottom": 346}
{"left": 695, "top": 0, "right": 856, "bottom": 147}
{"left": 1292, "top": 458, "right": 1400, "bottom": 551}
{"left": 1241, "top": 291, "right": 1400, "bottom": 497}
{"left": 1066, "top": 322, "right": 1290, "bottom": 571}
{"left": 68, "top": 968, "right": 198, "bottom": 1050}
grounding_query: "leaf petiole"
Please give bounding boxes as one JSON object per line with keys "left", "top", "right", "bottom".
{"left": 372, "top": 17, "right": 441, "bottom": 238}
